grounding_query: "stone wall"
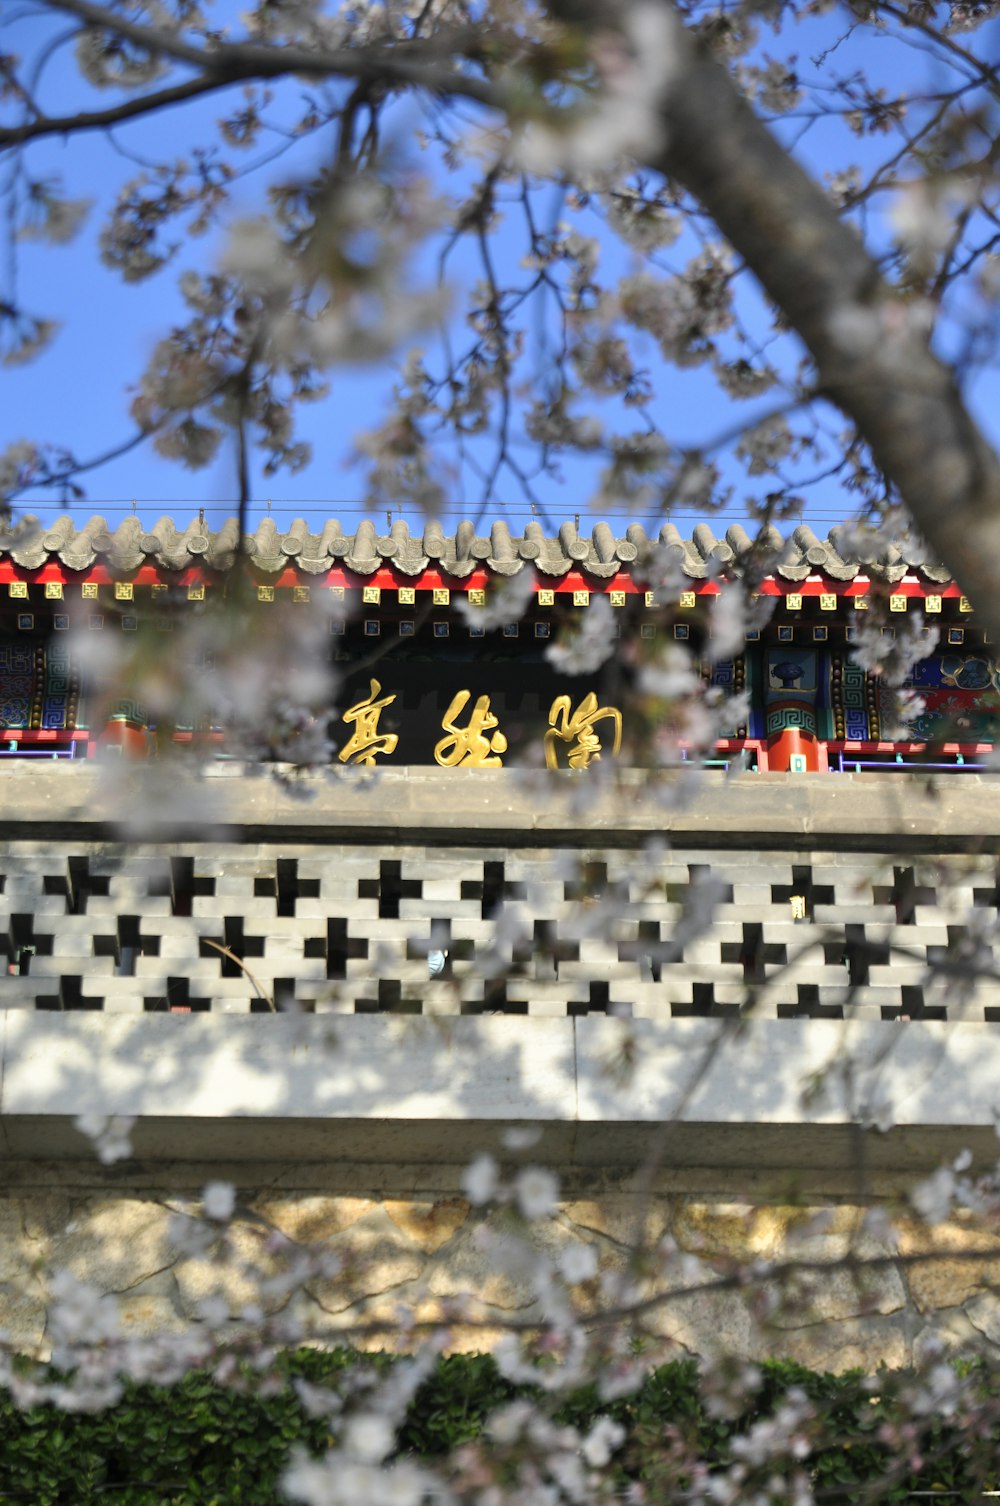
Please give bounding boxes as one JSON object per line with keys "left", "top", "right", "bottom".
{"left": 3, "top": 1177, "right": 1000, "bottom": 1372}
{"left": 4, "top": 765, "right": 1000, "bottom": 1371}
{"left": 5, "top": 765, "right": 1000, "bottom": 1021}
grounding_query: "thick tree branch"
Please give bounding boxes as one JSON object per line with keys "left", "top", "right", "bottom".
{"left": 651, "top": 10, "right": 1000, "bottom": 642}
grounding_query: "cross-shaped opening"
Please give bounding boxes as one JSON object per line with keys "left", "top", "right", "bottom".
{"left": 673, "top": 982, "right": 717, "bottom": 1017}
{"left": 721, "top": 923, "right": 787, "bottom": 983}
{"left": 778, "top": 985, "right": 843, "bottom": 1020}
{"left": 93, "top": 915, "right": 162, "bottom": 976}
{"left": 5, "top": 914, "right": 51, "bottom": 974}
{"left": 569, "top": 981, "right": 621, "bottom": 1016}
{"left": 199, "top": 916, "right": 265, "bottom": 978}
{"left": 770, "top": 865, "right": 833, "bottom": 920}
{"left": 43, "top": 859, "right": 110, "bottom": 914}
{"left": 36, "top": 976, "right": 104, "bottom": 1010}
{"left": 311, "top": 917, "right": 368, "bottom": 979}
{"left": 358, "top": 860, "right": 422, "bottom": 919}
{"left": 169, "top": 856, "right": 215, "bottom": 917}
{"left": 872, "top": 866, "right": 936, "bottom": 925}
{"left": 823, "top": 925, "right": 888, "bottom": 988}
{"left": 882, "top": 985, "right": 945, "bottom": 1022}
{"left": 258, "top": 859, "right": 321, "bottom": 917}
{"left": 144, "top": 978, "right": 210, "bottom": 1012}
{"left": 356, "top": 978, "right": 420, "bottom": 1014}
{"left": 461, "top": 860, "right": 525, "bottom": 919}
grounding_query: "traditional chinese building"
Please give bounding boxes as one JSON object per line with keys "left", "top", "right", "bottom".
{"left": 2, "top": 515, "right": 1000, "bottom": 1370}
{"left": 0, "top": 514, "right": 995, "bottom": 770}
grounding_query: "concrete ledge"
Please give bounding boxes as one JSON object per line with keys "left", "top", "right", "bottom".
{"left": 2, "top": 765, "right": 1000, "bottom": 849}
{"left": 2, "top": 1013, "right": 998, "bottom": 1181}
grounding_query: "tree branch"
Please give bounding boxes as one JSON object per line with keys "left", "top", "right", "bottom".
{"left": 0, "top": 72, "right": 243, "bottom": 145}
{"left": 3, "top": 0, "right": 502, "bottom": 140}
{"left": 648, "top": 8, "right": 1000, "bottom": 643}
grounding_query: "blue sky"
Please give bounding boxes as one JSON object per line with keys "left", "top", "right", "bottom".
{"left": 3, "top": 3, "right": 999, "bottom": 537}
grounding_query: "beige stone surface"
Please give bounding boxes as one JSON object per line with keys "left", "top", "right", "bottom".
{"left": 0, "top": 1285, "right": 46, "bottom": 1354}
{"left": 423, "top": 1222, "right": 557, "bottom": 1312}
{"left": 0, "top": 1202, "right": 40, "bottom": 1284}
{"left": 384, "top": 1197, "right": 470, "bottom": 1252}
{"left": 51, "top": 1197, "right": 177, "bottom": 1293}
{"left": 673, "top": 1201, "right": 799, "bottom": 1260}
{"left": 20, "top": 1196, "right": 73, "bottom": 1243}
{"left": 306, "top": 1246, "right": 424, "bottom": 1316}
{"left": 770, "top": 1264, "right": 905, "bottom": 1328}
{"left": 771, "top": 1315, "right": 910, "bottom": 1373}
{"left": 173, "top": 1255, "right": 265, "bottom": 1320}
{"left": 649, "top": 1285, "right": 758, "bottom": 1360}
{"left": 306, "top": 1209, "right": 426, "bottom": 1313}
{"left": 914, "top": 1308, "right": 982, "bottom": 1357}
{"left": 895, "top": 1218, "right": 1000, "bottom": 1312}
{"left": 173, "top": 1218, "right": 311, "bottom": 1320}
{"left": 117, "top": 1292, "right": 184, "bottom": 1337}
{"left": 562, "top": 1197, "right": 669, "bottom": 1249}
{"left": 0, "top": 1186, "right": 987, "bottom": 1371}
{"left": 254, "top": 1196, "right": 377, "bottom": 1243}
{"left": 963, "top": 1292, "right": 1000, "bottom": 1346}
{"left": 672, "top": 1201, "right": 871, "bottom": 1261}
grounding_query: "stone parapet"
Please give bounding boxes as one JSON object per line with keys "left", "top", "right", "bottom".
{"left": 2, "top": 764, "right": 1000, "bottom": 847}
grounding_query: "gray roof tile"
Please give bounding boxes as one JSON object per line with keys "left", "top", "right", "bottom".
{"left": 2, "top": 515, "right": 960, "bottom": 587}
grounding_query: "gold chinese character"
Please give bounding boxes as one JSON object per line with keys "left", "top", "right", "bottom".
{"left": 434, "top": 690, "right": 506, "bottom": 767}
{"left": 889, "top": 594, "right": 907, "bottom": 612}
{"left": 338, "top": 679, "right": 398, "bottom": 765}
{"left": 544, "top": 693, "right": 622, "bottom": 771}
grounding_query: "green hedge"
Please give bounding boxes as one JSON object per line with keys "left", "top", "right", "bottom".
{"left": 0, "top": 1351, "right": 993, "bottom": 1504}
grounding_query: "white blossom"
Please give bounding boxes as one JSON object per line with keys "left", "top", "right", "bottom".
{"left": 559, "top": 1242, "right": 599, "bottom": 1283}
{"left": 455, "top": 571, "right": 537, "bottom": 631}
{"left": 889, "top": 183, "right": 957, "bottom": 259}
{"left": 462, "top": 1153, "right": 500, "bottom": 1206}
{"left": 546, "top": 594, "right": 616, "bottom": 675}
{"left": 514, "top": 1165, "right": 559, "bottom": 1219}
{"left": 581, "top": 1416, "right": 626, "bottom": 1467}
{"left": 911, "top": 1165, "right": 957, "bottom": 1223}
{"left": 343, "top": 1412, "right": 395, "bottom": 1463}
{"left": 73, "top": 1112, "right": 136, "bottom": 1165}
{"left": 202, "top": 1181, "right": 236, "bottom": 1221}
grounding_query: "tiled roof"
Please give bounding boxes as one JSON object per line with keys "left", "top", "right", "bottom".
{"left": 0, "top": 516, "right": 955, "bottom": 584}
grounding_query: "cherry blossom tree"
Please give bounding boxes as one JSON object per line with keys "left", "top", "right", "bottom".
{"left": 1, "top": 0, "right": 1000, "bottom": 628}
{"left": 5, "top": 5, "right": 1000, "bottom": 1503}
